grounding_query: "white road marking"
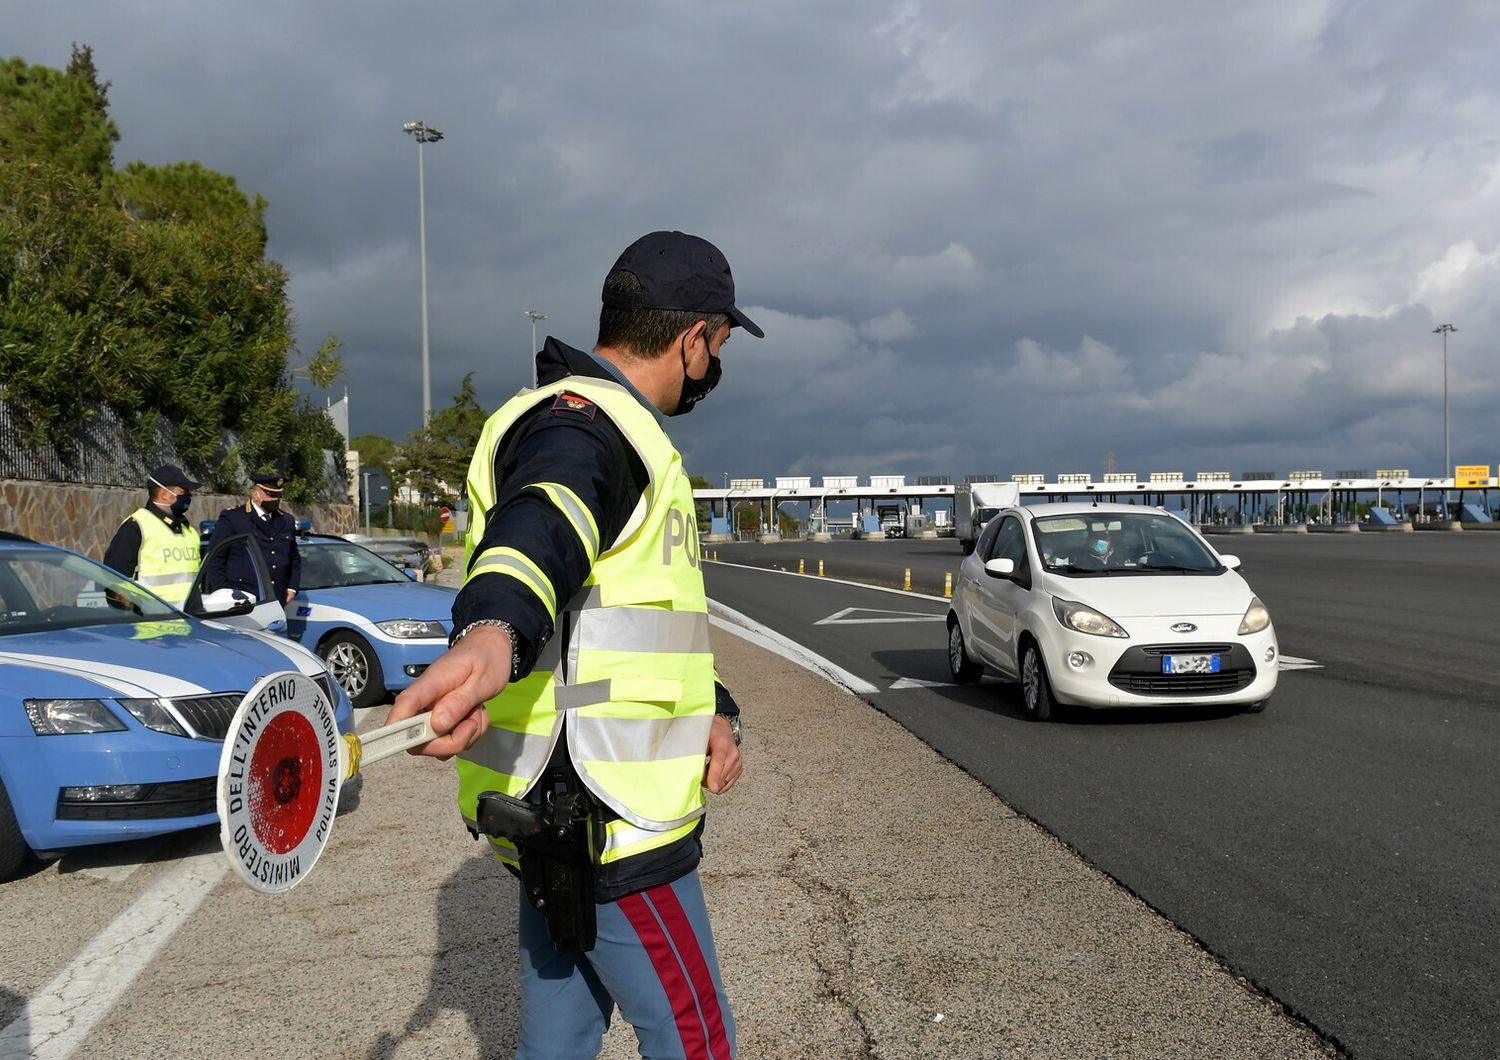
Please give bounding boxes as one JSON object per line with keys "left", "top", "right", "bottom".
{"left": 814, "top": 606, "right": 946, "bottom": 626}
{"left": 706, "top": 558, "right": 953, "bottom": 602}
{"left": 0, "top": 842, "right": 226, "bottom": 1060}
{"left": 890, "top": 676, "right": 1003, "bottom": 690}
{"left": 707, "top": 601, "right": 880, "bottom": 695}
{"left": 1278, "top": 655, "right": 1322, "bottom": 671}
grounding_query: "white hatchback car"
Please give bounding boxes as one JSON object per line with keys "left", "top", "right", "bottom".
{"left": 947, "top": 503, "right": 1278, "bottom": 720}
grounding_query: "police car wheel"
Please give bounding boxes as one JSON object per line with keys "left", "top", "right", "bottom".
{"left": 0, "top": 776, "right": 28, "bottom": 882}
{"left": 319, "top": 631, "right": 386, "bottom": 710}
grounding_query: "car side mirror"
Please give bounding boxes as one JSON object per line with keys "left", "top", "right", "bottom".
{"left": 195, "top": 587, "right": 257, "bottom": 617}
{"left": 1218, "top": 554, "right": 1241, "bottom": 570}
{"left": 983, "top": 557, "right": 1016, "bottom": 578}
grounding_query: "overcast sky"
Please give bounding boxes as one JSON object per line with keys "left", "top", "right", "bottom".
{"left": 10, "top": 1, "right": 1499, "bottom": 484}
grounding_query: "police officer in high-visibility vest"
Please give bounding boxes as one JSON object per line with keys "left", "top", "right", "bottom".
{"left": 389, "top": 231, "right": 759, "bottom": 1058}
{"left": 102, "top": 464, "right": 202, "bottom": 608}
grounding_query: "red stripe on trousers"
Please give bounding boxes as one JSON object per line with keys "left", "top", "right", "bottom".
{"left": 647, "top": 884, "right": 731, "bottom": 1060}
{"left": 619, "top": 891, "right": 711, "bottom": 1059}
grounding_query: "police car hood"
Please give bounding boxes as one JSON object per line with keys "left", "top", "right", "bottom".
{"left": 303, "top": 581, "right": 458, "bottom": 623}
{"left": 0, "top": 620, "right": 326, "bottom": 699}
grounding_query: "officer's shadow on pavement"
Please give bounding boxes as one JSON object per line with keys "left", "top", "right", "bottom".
{"left": 0, "top": 984, "right": 25, "bottom": 1045}
{"left": 368, "top": 854, "right": 523, "bottom": 1059}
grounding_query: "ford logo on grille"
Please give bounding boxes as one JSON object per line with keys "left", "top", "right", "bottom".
{"left": 1170, "top": 622, "right": 1198, "bottom": 633}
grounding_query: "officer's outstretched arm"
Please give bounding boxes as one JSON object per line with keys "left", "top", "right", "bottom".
{"left": 387, "top": 626, "right": 512, "bottom": 761}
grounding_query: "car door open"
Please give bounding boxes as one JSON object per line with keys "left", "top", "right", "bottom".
{"left": 183, "top": 533, "right": 287, "bottom": 634}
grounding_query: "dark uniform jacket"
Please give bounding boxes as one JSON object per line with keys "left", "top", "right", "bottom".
{"left": 454, "top": 338, "right": 738, "bottom": 901}
{"left": 207, "top": 502, "right": 301, "bottom": 600}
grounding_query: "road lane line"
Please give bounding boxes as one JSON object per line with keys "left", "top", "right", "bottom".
{"left": 814, "top": 606, "right": 946, "bottom": 625}
{"left": 1278, "top": 655, "right": 1322, "bottom": 671}
{"left": 707, "top": 558, "right": 952, "bottom": 602}
{"left": 0, "top": 843, "right": 226, "bottom": 1060}
{"left": 707, "top": 600, "right": 880, "bottom": 695}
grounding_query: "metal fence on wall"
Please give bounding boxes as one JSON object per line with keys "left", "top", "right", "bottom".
{"left": 0, "top": 399, "right": 348, "bottom": 502}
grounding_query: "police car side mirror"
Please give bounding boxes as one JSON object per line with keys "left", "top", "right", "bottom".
{"left": 195, "top": 587, "right": 257, "bottom": 618}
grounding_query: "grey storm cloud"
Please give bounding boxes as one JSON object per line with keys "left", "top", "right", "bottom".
{"left": 8, "top": 0, "right": 1499, "bottom": 484}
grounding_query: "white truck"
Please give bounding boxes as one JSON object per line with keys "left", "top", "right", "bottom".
{"left": 954, "top": 482, "right": 1021, "bottom": 554}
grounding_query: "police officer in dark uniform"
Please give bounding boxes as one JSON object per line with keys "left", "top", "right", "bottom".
{"left": 207, "top": 473, "right": 302, "bottom": 604}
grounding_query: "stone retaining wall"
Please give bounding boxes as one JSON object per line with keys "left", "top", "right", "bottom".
{"left": 0, "top": 479, "right": 355, "bottom": 561}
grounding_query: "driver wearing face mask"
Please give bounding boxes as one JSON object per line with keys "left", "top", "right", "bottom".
{"left": 206, "top": 472, "right": 302, "bottom": 604}
{"left": 1079, "top": 528, "right": 1119, "bottom": 568}
{"left": 103, "top": 464, "right": 203, "bottom": 607}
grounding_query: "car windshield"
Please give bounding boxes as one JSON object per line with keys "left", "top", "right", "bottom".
{"left": 1032, "top": 512, "right": 1222, "bottom": 575}
{"left": 0, "top": 547, "right": 182, "bottom": 635}
{"left": 299, "top": 541, "right": 413, "bottom": 589}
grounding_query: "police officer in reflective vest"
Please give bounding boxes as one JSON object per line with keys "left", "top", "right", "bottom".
{"left": 207, "top": 473, "right": 302, "bottom": 604}
{"left": 102, "top": 464, "right": 202, "bottom": 607}
{"left": 389, "top": 231, "right": 759, "bottom": 1058}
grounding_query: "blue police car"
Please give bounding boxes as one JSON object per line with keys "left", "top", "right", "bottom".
{"left": 0, "top": 532, "right": 354, "bottom": 881}
{"left": 284, "top": 535, "right": 458, "bottom": 709}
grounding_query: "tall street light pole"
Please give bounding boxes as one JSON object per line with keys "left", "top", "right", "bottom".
{"left": 524, "top": 309, "right": 547, "bottom": 387}
{"left": 403, "top": 120, "right": 444, "bottom": 425}
{"left": 1434, "top": 322, "right": 1456, "bottom": 506}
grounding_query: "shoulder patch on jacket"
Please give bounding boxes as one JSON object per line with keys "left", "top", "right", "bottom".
{"left": 551, "top": 393, "right": 598, "bottom": 422}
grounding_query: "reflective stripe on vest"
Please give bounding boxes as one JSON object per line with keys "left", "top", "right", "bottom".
{"left": 455, "top": 377, "right": 714, "bottom": 850}
{"left": 129, "top": 510, "right": 201, "bottom": 607}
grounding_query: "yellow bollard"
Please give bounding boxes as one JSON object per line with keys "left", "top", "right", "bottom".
{"left": 798, "top": 558, "right": 805, "bottom": 574}
{"left": 818, "top": 560, "right": 825, "bottom": 577}
{"left": 944, "top": 571, "right": 953, "bottom": 598}
{"left": 903, "top": 567, "right": 911, "bottom": 591}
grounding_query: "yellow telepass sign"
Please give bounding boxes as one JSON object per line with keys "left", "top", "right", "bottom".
{"left": 1454, "top": 465, "right": 1491, "bottom": 488}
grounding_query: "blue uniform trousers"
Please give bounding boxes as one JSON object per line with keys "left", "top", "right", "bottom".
{"left": 516, "top": 869, "right": 734, "bottom": 1059}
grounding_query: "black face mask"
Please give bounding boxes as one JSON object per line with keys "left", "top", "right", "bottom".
{"left": 262, "top": 499, "right": 281, "bottom": 514}
{"left": 669, "top": 332, "right": 723, "bottom": 417}
{"left": 171, "top": 494, "right": 192, "bottom": 518}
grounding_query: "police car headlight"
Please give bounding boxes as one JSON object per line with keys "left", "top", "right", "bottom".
{"left": 376, "top": 619, "right": 447, "bottom": 639}
{"left": 117, "top": 698, "right": 189, "bottom": 737}
{"left": 24, "top": 699, "right": 128, "bottom": 736}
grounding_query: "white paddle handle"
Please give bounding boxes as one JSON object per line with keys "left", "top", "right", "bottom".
{"left": 345, "top": 713, "right": 437, "bottom": 778}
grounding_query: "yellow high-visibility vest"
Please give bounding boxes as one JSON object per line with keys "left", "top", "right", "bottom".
{"left": 455, "top": 376, "right": 713, "bottom": 867}
{"left": 128, "top": 510, "right": 201, "bottom": 608}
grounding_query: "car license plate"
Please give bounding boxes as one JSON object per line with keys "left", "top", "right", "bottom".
{"left": 1163, "top": 654, "right": 1220, "bottom": 674}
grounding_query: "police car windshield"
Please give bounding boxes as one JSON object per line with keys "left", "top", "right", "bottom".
{"left": 298, "top": 541, "right": 413, "bottom": 589}
{"left": 0, "top": 548, "right": 180, "bottom": 635}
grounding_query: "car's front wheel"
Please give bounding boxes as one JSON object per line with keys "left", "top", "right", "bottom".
{"left": 320, "top": 631, "right": 386, "bottom": 709}
{"left": 1021, "top": 641, "right": 1056, "bottom": 722}
{"left": 947, "top": 620, "right": 983, "bottom": 684}
{"left": 0, "top": 776, "right": 29, "bottom": 883}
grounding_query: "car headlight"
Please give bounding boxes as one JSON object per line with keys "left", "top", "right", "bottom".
{"left": 376, "top": 619, "right": 447, "bottom": 639}
{"left": 116, "top": 698, "right": 189, "bottom": 737}
{"left": 1238, "top": 596, "right": 1271, "bottom": 635}
{"left": 24, "top": 699, "right": 128, "bottom": 736}
{"left": 1052, "top": 597, "right": 1130, "bottom": 638}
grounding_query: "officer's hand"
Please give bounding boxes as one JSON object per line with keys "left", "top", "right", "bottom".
{"left": 703, "top": 715, "right": 743, "bottom": 795}
{"left": 388, "top": 626, "right": 512, "bottom": 761}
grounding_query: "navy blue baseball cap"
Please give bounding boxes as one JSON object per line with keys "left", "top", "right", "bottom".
{"left": 149, "top": 464, "right": 200, "bottom": 491}
{"left": 601, "top": 231, "right": 764, "bottom": 338}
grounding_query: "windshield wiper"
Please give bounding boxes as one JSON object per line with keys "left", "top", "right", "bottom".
{"left": 1137, "top": 564, "right": 1212, "bottom": 572}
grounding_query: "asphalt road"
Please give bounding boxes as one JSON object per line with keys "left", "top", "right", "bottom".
{"left": 703, "top": 535, "right": 1500, "bottom": 1060}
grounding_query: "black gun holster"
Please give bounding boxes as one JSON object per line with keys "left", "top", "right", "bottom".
{"left": 475, "top": 788, "right": 599, "bottom": 952}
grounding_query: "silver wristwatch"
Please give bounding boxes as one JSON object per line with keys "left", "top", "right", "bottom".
{"left": 716, "top": 712, "right": 742, "bottom": 746}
